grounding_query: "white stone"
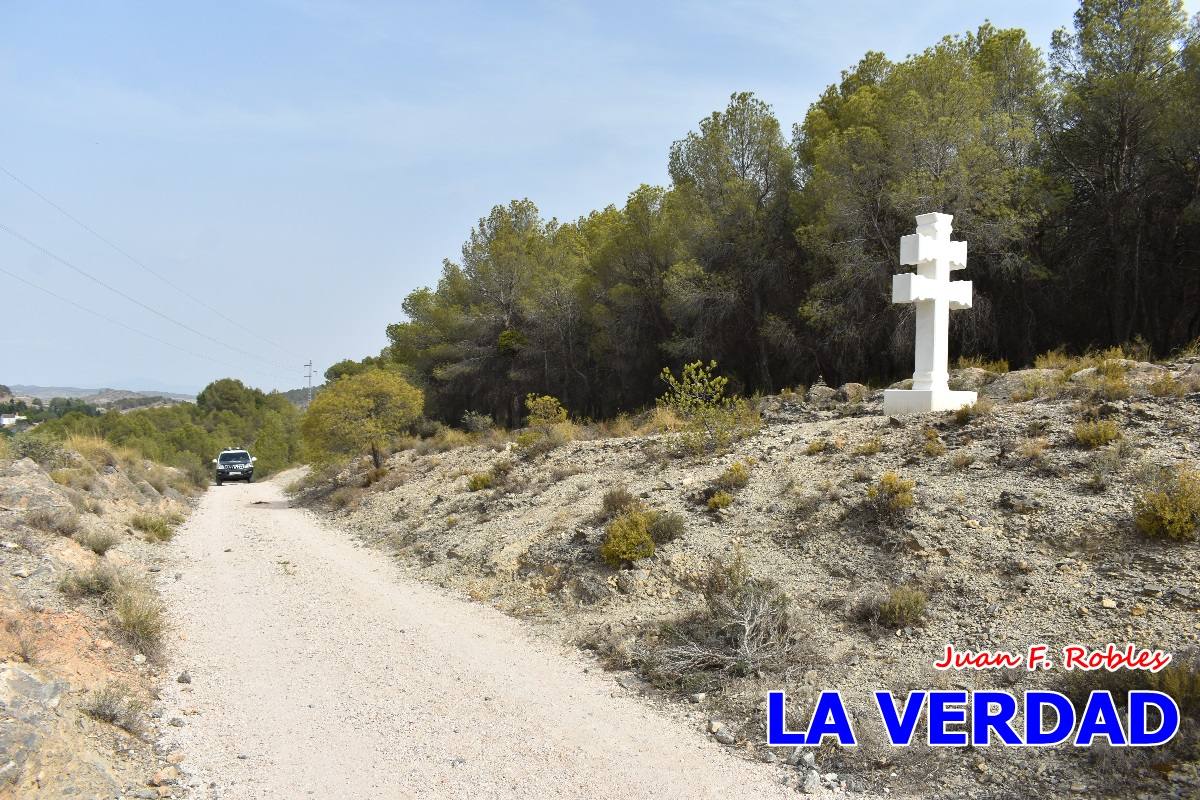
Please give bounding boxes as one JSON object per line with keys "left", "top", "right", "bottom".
{"left": 884, "top": 212, "right": 977, "bottom": 415}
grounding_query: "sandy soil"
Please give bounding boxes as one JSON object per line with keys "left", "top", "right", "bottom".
{"left": 157, "top": 473, "right": 808, "bottom": 799}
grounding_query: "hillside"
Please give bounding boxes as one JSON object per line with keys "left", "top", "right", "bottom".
{"left": 9, "top": 385, "right": 195, "bottom": 405}
{"left": 296, "top": 355, "right": 1200, "bottom": 799}
{"left": 0, "top": 438, "right": 197, "bottom": 798}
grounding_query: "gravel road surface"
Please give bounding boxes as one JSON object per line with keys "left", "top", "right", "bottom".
{"left": 158, "top": 474, "right": 802, "bottom": 799}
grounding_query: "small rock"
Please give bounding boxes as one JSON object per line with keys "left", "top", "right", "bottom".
{"left": 801, "top": 769, "right": 821, "bottom": 794}
{"left": 96, "top": 639, "right": 115, "bottom": 651}
{"left": 760, "top": 750, "right": 777, "bottom": 763}
{"left": 149, "top": 766, "right": 179, "bottom": 786}
{"left": 1101, "top": 597, "right": 1118, "bottom": 609}
{"left": 708, "top": 720, "right": 723, "bottom": 733}
{"left": 689, "top": 693, "right": 706, "bottom": 704}
{"left": 713, "top": 728, "right": 736, "bottom": 745}
{"left": 165, "top": 752, "right": 185, "bottom": 765}
{"left": 801, "top": 751, "right": 816, "bottom": 769}
{"left": 176, "top": 671, "right": 191, "bottom": 684}
{"left": 11, "top": 567, "right": 32, "bottom": 579}
{"left": 133, "top": 653, "right": 147, "bottom": 664}
{"left": 168, "top": 718, "right": 185, "bottom": 727}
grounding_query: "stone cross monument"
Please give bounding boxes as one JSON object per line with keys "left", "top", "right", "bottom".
{"left": 883, "top": 212, "right": 977, "bottom": 415}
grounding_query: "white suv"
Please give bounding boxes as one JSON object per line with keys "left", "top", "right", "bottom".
{"left": 212, "top": 448, "right": 257, "bottom": 485}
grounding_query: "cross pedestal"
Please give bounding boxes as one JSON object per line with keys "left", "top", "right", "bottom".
{"left": 883, "top": 212, "right": 976, "bottom": 415}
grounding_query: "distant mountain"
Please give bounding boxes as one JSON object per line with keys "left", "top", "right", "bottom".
{"left": 11, "top": 384, "right": 196, "bottom": 405}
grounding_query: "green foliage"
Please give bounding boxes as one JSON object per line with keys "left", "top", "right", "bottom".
{"left": 599, "top": 508, "right": 656, "bottom": 566}
{"left": 467, "top": 472, "right": 493, "bottom": 491}
{"left": 348, "top": 2, "right": 1200, "bottom": 422}
{"left": 130, "top": 513, "right": 179, "bottom": 542}
{"left": 525, "top": 394, "right": 567, "bottom": 427}
{"left": 301, "top": 369, "right": 424, "bottom": 469}
{"left": 865, "top": 472, "right": 915, "bottom": 521}
{"left": 1073, "top": 419, "right": 1121, "bottom": 448}
{"left": 713, "top": 461, "right": 751, "bottom": 491}
{"left": 34, "top": 378, "right": 302, "bottom": 482}
{"left": 657, "top": 361, "right": 756, "bottom": 455}
{"left": 11, "top": 433, "right": 70, "bottom": 468}
{"left": 861, "top": 586, "right": 928, "bottom": 628}
{"left": 706, "top": 490, "right": 734, "bottom": 511}
{"left": 1135, "top": 467, "right": 1200, "bottom": 541}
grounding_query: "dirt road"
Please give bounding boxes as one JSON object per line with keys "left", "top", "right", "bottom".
{"left": 157, "top": 474, "right": 802, "bottom": 799}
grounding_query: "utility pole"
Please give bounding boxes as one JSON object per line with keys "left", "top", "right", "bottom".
{"left": 304, "top": 360, "right": 313, "bottom": 406}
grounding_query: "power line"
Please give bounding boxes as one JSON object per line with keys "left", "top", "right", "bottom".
{"left": 0, "top": 262, "right": 294, "bottom": 381}
{"left": 0, "top": 163, "right": 300, "bottom": 360}
{"left": 0, "top": 220, "right": 296, "bottom": 374}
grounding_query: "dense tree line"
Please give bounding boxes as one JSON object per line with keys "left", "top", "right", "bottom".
{"left": 33, "top": 379, "right": 302, "bottom": 480}
{"left": 0, "top": 396, "right": 102, "bottom": 423}
{"left": 375, "top": 0, "right": 1199, "bottom": 425}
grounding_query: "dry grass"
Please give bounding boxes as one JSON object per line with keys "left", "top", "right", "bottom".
{"left": 24, "top": 508, "right": 80, "bottom": 535}
{"left": 114, "top": 590, "right": 166, "bottom": 654}
{"left": 129, "top": 512, "right": 180, "bottom": 542}
{"left": 81, "top": 684, "right": 144, "bottom": 734}
{"left": 853, "top": 437, "right": 882, "bottom": 456}
{"left": 72, "top": 529, "right": 119, "bottom": 556}
{"left": 951, "top": 398, "right": 993, "bottom": 426}
{"left": 855, "top": 585, "right": 927, "bottom": 628}
{"left": 59, "top": 562, "right": 125, "bottom": 599}
{"left": 955, "top": 355, "right": 1009, "bottom": 373}
{"left": 642, "top": 551, "right": 803, "bottom": 690}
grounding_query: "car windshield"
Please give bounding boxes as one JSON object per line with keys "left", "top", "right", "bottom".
{"left": 219, "top": 452, "right": 249, "bottom": 463}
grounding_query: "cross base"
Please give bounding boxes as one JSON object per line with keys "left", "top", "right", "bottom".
{"left": 883, "top": 388, "right": 977, "bottom": 416}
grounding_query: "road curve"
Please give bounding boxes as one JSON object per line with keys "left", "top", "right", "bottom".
{"left": 157, "top": 473, "right": 800, "bottom": 799}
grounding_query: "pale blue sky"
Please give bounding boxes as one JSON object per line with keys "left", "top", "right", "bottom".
{"left": 1, "top": 0, "right": 1183, "bottom": 394}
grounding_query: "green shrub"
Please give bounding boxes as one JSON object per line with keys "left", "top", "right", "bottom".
{"left": 525, "top": 394, "right": 567, "bottom": 427}
{"left": 706, "top": 490, "right": 734, "bottom": 511}
{"left": 1073, "top": 419, "right": 1121, "bottom": 449}
{"left": 129, "top": 513, "right": 177, "bottom": 542}
{"left": 922, "top": 428, "right": 946, "bottom": 457}
{"left": 467, "top": 472, "right": 494, "bottom": 491}
{"left": 1135, "top": 467, "right": 1200, "bottom": 542}
{"left": 713, "top": 461, "right": 750, "bottom": 491}
{"left": 601, "top": 485, "right": 637, "bottom": 519}
{"left": 600, "top": 508, "right": 656, "bottom": 566}
{"left": 460, "top": 410, "right": 494, "bottom": 433}
{"left": 647, "top": 511, "right": 686, "bottom": 543}
{"left": 10, "top": 433, "right": 70, "bottom": 468}
{"left": 805, "top": 438, "right": 828, "bottom": 455}
{"left": 657, "top": 361, "right": 757, "bottom": 455}
{"left": 951, "top": 398, "right": 993, "bottom": 425}
{"left": 878, "top": 586, "right": 927, "bottom": 627}
{"left": 865, "top": 472, "right": 914, "bottom": 521}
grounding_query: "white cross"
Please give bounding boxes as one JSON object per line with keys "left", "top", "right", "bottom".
{"left": 883, "top": 212, "right": 977, "bottom": 415}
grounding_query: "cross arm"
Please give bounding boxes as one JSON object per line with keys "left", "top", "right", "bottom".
{"left": 892, "top": 273, "right": 973, "bottom": 308}
{"left": 899, "top": 233, "right": 968, "bottom": 269}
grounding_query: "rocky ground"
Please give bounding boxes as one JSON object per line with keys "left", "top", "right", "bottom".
{"left": 0, "top": 443, "right": 196, "bottom": 799}
{"left": 299, "top": 354, "right": 1200, "bottom": 799}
